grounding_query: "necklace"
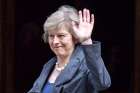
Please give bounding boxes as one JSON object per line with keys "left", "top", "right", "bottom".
{"left": 55, "top": 62, "right": 67, "bottom": 72}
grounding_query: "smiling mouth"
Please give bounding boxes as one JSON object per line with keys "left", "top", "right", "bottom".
{"left": 53, "top": 46, "right": 62, "bottom": 48}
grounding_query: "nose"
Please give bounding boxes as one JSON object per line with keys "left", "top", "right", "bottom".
{"left": 52, "top": 36, "right": 60, "bottom": 44}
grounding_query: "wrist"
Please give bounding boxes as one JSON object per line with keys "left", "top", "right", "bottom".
{"left": 81, "top": 38, "right": 93, "bottom": 45}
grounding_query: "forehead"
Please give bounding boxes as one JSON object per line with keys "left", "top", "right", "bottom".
{"left": 48, "top": 24, "right": 71, "bottom": 35}
{"left": 48, "top": 29, "right": 70, "bottom": 35}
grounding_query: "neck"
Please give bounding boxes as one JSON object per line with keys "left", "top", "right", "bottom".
{"left": 56, "top": 54, "right": 71, "bottom": 67}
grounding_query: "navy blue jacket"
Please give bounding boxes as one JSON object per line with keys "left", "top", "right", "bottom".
{"left": 28, "top": 41, "right": 111, "bottom": 93}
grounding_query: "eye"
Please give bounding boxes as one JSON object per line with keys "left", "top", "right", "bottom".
{"left": 48, "top": 34, "right": 54, "bottom": 38}
{"left": 58, "top": 34, "right": 65, "bottom": 38}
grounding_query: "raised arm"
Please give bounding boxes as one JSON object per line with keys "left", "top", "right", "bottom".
{"left": 72, "top": 8, "right": 111, "bottom": 90}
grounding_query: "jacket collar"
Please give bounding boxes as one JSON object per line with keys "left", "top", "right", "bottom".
{"left": 55, "top": 46, "right": 85, "bottom": 87}
{"left": 30, "top": 45, "right": 85, "bottom": 92}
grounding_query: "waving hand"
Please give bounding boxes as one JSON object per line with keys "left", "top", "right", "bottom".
{"left": 72, "top": 8, "right": 94, "bottom": 43}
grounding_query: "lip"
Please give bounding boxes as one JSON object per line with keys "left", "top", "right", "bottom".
{"left": 53, "top": 46, "right": 62, "bottom": 48}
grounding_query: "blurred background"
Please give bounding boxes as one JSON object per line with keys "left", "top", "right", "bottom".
{"left": 0, "top": 0, "right": 139, "bottom": 93}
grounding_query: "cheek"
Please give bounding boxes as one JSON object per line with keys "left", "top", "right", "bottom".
{"left": 64, "top": 37, "right": 74, "bottom": 43}
{"left": 63, "top": 40, "right": 75, "bottom": 50}
{"left": 48, "top": 40, "right": 54, "bottom": 50}
{"left": 48, "top": 41, "right": 51, "bottom": 47}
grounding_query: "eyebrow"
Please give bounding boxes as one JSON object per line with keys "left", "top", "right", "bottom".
{"left": 56, "top": 33, "right": 68, "bottom": 35}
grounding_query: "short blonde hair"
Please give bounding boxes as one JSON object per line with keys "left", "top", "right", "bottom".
{"left": 43, "top": 5, "right": 79, "bottom": 43}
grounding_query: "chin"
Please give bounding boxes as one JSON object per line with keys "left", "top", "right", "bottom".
{"left": 55, "top": 51, "right": 66, "bottom": 56}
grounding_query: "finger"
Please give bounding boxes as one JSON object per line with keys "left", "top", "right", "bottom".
{"left": 71, "top": 21, "right": 78, "bottom": 32}
{"left": 91, "top": 14, "right": 94, "bottom": 24}
{"left": 83, "top": 8, "right": 87, "bottom": 22}
{"left": 79, "top": 10, "right": 82, "bottom": 22}
{"left": 86, "top": 9, "right": 90, "bottom": 23}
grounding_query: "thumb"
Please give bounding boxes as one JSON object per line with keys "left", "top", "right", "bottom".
{"left": 71, "top": 21, "right": 78, "bottom": 32}
{"left": 71, "top": 21, "right": 79, "bottom": 40}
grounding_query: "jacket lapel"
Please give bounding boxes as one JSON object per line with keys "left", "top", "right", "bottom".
{"left": 55, "top": 46, "right": 85, "bottom": 87}
{"left": 29, "top": 46, "right": 85, "bottom": 93}
{"left": 40, "top": 57, "right": 57, "bottom": 88}
{"left": 29, "top": 57, "right": 56, "bottom": 93}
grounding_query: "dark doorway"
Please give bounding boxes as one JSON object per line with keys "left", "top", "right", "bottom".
{"left": 15, "top": 0, "right": 134, "bottom": 93}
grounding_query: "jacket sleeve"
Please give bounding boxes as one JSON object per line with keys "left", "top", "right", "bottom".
{"left": 81, "top": 41, "right": 111, "bottom": 91}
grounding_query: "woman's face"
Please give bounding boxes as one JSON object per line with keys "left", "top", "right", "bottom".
{"left": 48, "top": 27, "right": 75, "bottom": 57}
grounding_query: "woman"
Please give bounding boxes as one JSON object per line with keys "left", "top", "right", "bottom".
{"left": 28, "top": 5, "right": 111, "bottom": 93}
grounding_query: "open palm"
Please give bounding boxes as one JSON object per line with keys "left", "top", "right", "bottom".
{"left": 72, "top": 8, "right": 94, "bottom": 43}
